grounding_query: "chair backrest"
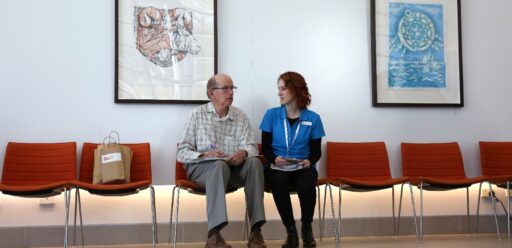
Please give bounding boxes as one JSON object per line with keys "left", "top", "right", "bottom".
{"left": 479, "top": 141, "right": 512, "bottom": 177}
{"left": 326, "top": 142, "right": 392, "bottom": 180}
{"left": 401, "top": 142, "right": 466, "bottom": 179}
{"left": 175, "top": 160, "right": 188, "bottom": 182}
{"left": 79, "top": 143, "right": 152, "bottom": 183}
{"left": 1, "top": 142, "right": 77, "bottom": 185}
{"left": 256, "top": 143, "right": 268, "bottom": 164}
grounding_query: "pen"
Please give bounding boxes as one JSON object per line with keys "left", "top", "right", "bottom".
{"left": 209, "top": 144, "right": 227, "bottom": 158}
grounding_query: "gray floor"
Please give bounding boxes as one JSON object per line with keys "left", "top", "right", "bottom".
{"left": 44, "top": 234, "right": 512, "bottom": 248}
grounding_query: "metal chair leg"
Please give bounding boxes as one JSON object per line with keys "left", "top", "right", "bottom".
{"left": 74, "top": 189, "right": 85, "bottom": 248}
{"left": 327, "top": 184, "right": 340, "bottom": 248}
{"left": 173, "top": 187, "right": 182, "bottom": 248}
{"left": 392, "top": 186, "right": 396, "bottom": 236}
{"left": 169, "top": 185, "right": 178, "bottom": 244}
{"left": 466, "top": 187, "right": 471, "bottom": 234}
{"left": 78, "top": 190, "right": 84, "bottom": 247}
{"left": 68, "top": 188, "right": 84, "bottom": 247}
{"left": 408, "top": 183, "right": 419, "bottom": 240}
{"left": 397, "top": 183, "right": 405, "bottom": 235}
{"left": 320, "top": 184, "right": 328, "bottom": 240}
{"left": 337, "top": 186, "right": 342, "bottom": 239}
{"left": 488, "top": 182, "right": 501, "bottom": 239}
{"left": 73, "top": 188, "right": 78, "bottom": 246}
{"left": 419, "top": 182, "right": 423, "bottom": 240}
{"left": 243, "top": 204, "right": 249, "bottom": 243}
{"left": 316, "top": 185, "right": 322, "bottom": 241}
{"left": 475, "top": 182, "right": 483, "bottom": 233}
{"left": 64, "top": 188, "right": 71, "bottom": 248}
{"left": 149, "top": 186, "right": 157, "bottom": 248}
{"left": 508, "top": 181, "right": 510, "bottom": 239}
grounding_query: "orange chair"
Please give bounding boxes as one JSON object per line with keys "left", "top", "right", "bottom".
{"left": 0, "top": 142, "right": 77, "bottom": 248}
{"left": 72, "top": 143, "right": 156, "bottom": 247}
{"left": 476, "top": 141, "right": 512, "bottom": 238}
{"left": 401, "top": 142, "right": 486, "bottom": 239}
{"left": 169, "top": 160, "right": 242, "bottom": 247}
{"left": 326, "top": 142, "right": 418, "bottom": 242}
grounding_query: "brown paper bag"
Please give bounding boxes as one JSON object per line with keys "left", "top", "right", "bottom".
{"left": 93, "top": 148, "right": 103, "bottom": 184}
{"left": 120, "top": 145, "right": 133, "bottom": 183}
{"left": 93, "top": 144, "right": 133, "bottom": 184}
{"left": 92, "top": 131, "right": 133, "bottom": 184}
{"left": 98, "top": 143, "right": 125, "bottom": 184}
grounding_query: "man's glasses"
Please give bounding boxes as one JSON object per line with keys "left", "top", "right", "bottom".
{"left": 212, "top": 86, "right": 238, "bottom": 93}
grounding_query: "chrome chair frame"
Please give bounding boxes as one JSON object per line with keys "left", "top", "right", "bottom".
{"left": 475, "top": 181, "right": 504, "bottom": 239}
{"left": 169, "top": 185, "right": 246, "bottom": 247}
{"left": 72, "top": 186, "right": 157, "bottom": 248}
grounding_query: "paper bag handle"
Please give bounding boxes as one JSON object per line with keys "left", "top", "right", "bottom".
{"left": 102, "top": 131, "right": 121, "bottom": 145}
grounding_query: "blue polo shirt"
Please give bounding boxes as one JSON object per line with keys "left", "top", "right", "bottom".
{"left": 259, "top": 106, "right": 325, "bottom": 159}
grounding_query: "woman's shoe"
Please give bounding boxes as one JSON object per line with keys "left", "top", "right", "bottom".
{"left": 301, "top": 226, "right": 316, "bottom": 248}
{"left": 281, "top": 233, "right": 299, "bottom": 248}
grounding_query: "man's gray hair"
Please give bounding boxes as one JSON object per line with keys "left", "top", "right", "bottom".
{"left": 206, "top": 76, "right": 217, "bottom": 99}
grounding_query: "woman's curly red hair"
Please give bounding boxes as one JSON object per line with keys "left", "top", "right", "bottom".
{"left": 278, "top": 71, "right": 311, "bottom": 109}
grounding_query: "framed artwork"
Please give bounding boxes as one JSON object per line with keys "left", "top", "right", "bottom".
{"left": 371, "top": 0, "right": 463, "bottom": 107}
{"left": 115, "top": 0, "right": 217, "bottom": 103}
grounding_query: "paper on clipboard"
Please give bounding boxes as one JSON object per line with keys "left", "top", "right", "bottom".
{"left": 271, "top": 158, "right": 304, "bottom": 171}
{"left": 187, "top": 156, "right": 228, "bottom": 164}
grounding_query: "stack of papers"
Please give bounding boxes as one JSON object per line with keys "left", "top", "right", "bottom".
{"left": 188, "top": 156, "right": 228, "bottom": 164}
{"left": 271, "top": 158, "right": 304, "bottom": 171}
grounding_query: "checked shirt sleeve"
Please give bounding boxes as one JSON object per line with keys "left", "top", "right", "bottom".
{"left": 238, "top": 112, "right": 259, "bottom": 157}
{"left": 176, "top": 111, "right": 203, "bottom": 164}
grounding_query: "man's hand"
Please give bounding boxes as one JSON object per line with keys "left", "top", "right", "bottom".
{"left": 226, "top": 149, "right": 247, "bottom": 166}
{"left": 201, "top": 149, "right": 226, "bottom": 158}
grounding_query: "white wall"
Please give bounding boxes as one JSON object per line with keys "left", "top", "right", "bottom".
{"left": 0, "top": 0, "right": 511, "bottom": 227}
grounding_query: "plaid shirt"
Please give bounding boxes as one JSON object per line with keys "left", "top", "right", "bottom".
{"left": 177, "top": 102, "right": 259, "bottom": 164}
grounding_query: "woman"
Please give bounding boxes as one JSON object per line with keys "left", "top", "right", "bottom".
{"left": 260, "top": 71, "right": 325, "bottom": 248}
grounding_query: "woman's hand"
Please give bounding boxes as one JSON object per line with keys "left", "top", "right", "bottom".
{"left": 274, "top": 156, "right": 288, "bottom": 166}
{"left": 300, "top": 159, "right": 311, "bottom": 168}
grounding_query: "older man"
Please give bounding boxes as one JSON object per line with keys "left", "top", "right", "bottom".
{"left": 177, "top": 74, "right": 266, "bottom": 248}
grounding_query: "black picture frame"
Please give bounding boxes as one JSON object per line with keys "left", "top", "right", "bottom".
{"left": 371, "top": 0, "right": 463, "bottom": 107}
{"left": 115, "top": 0, "right": 217, "bottom": 104}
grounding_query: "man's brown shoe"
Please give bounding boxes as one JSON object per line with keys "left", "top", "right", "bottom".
{"left": 247, "top": 229, "right": 267, "bottom": 248}
{"left": 205, "top": 231, "right": 232, "bottom": 248}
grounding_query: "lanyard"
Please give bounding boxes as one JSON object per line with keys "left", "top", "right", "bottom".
{"left": 284, "top": 118, "right": 301, "bottom": 157}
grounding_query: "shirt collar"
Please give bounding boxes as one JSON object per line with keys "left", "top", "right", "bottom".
{"left": 279, "top": 105, "right": 307, "bottom": 120}
{"left": 207, "top": 102, "right": 234, "bottom": 121}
